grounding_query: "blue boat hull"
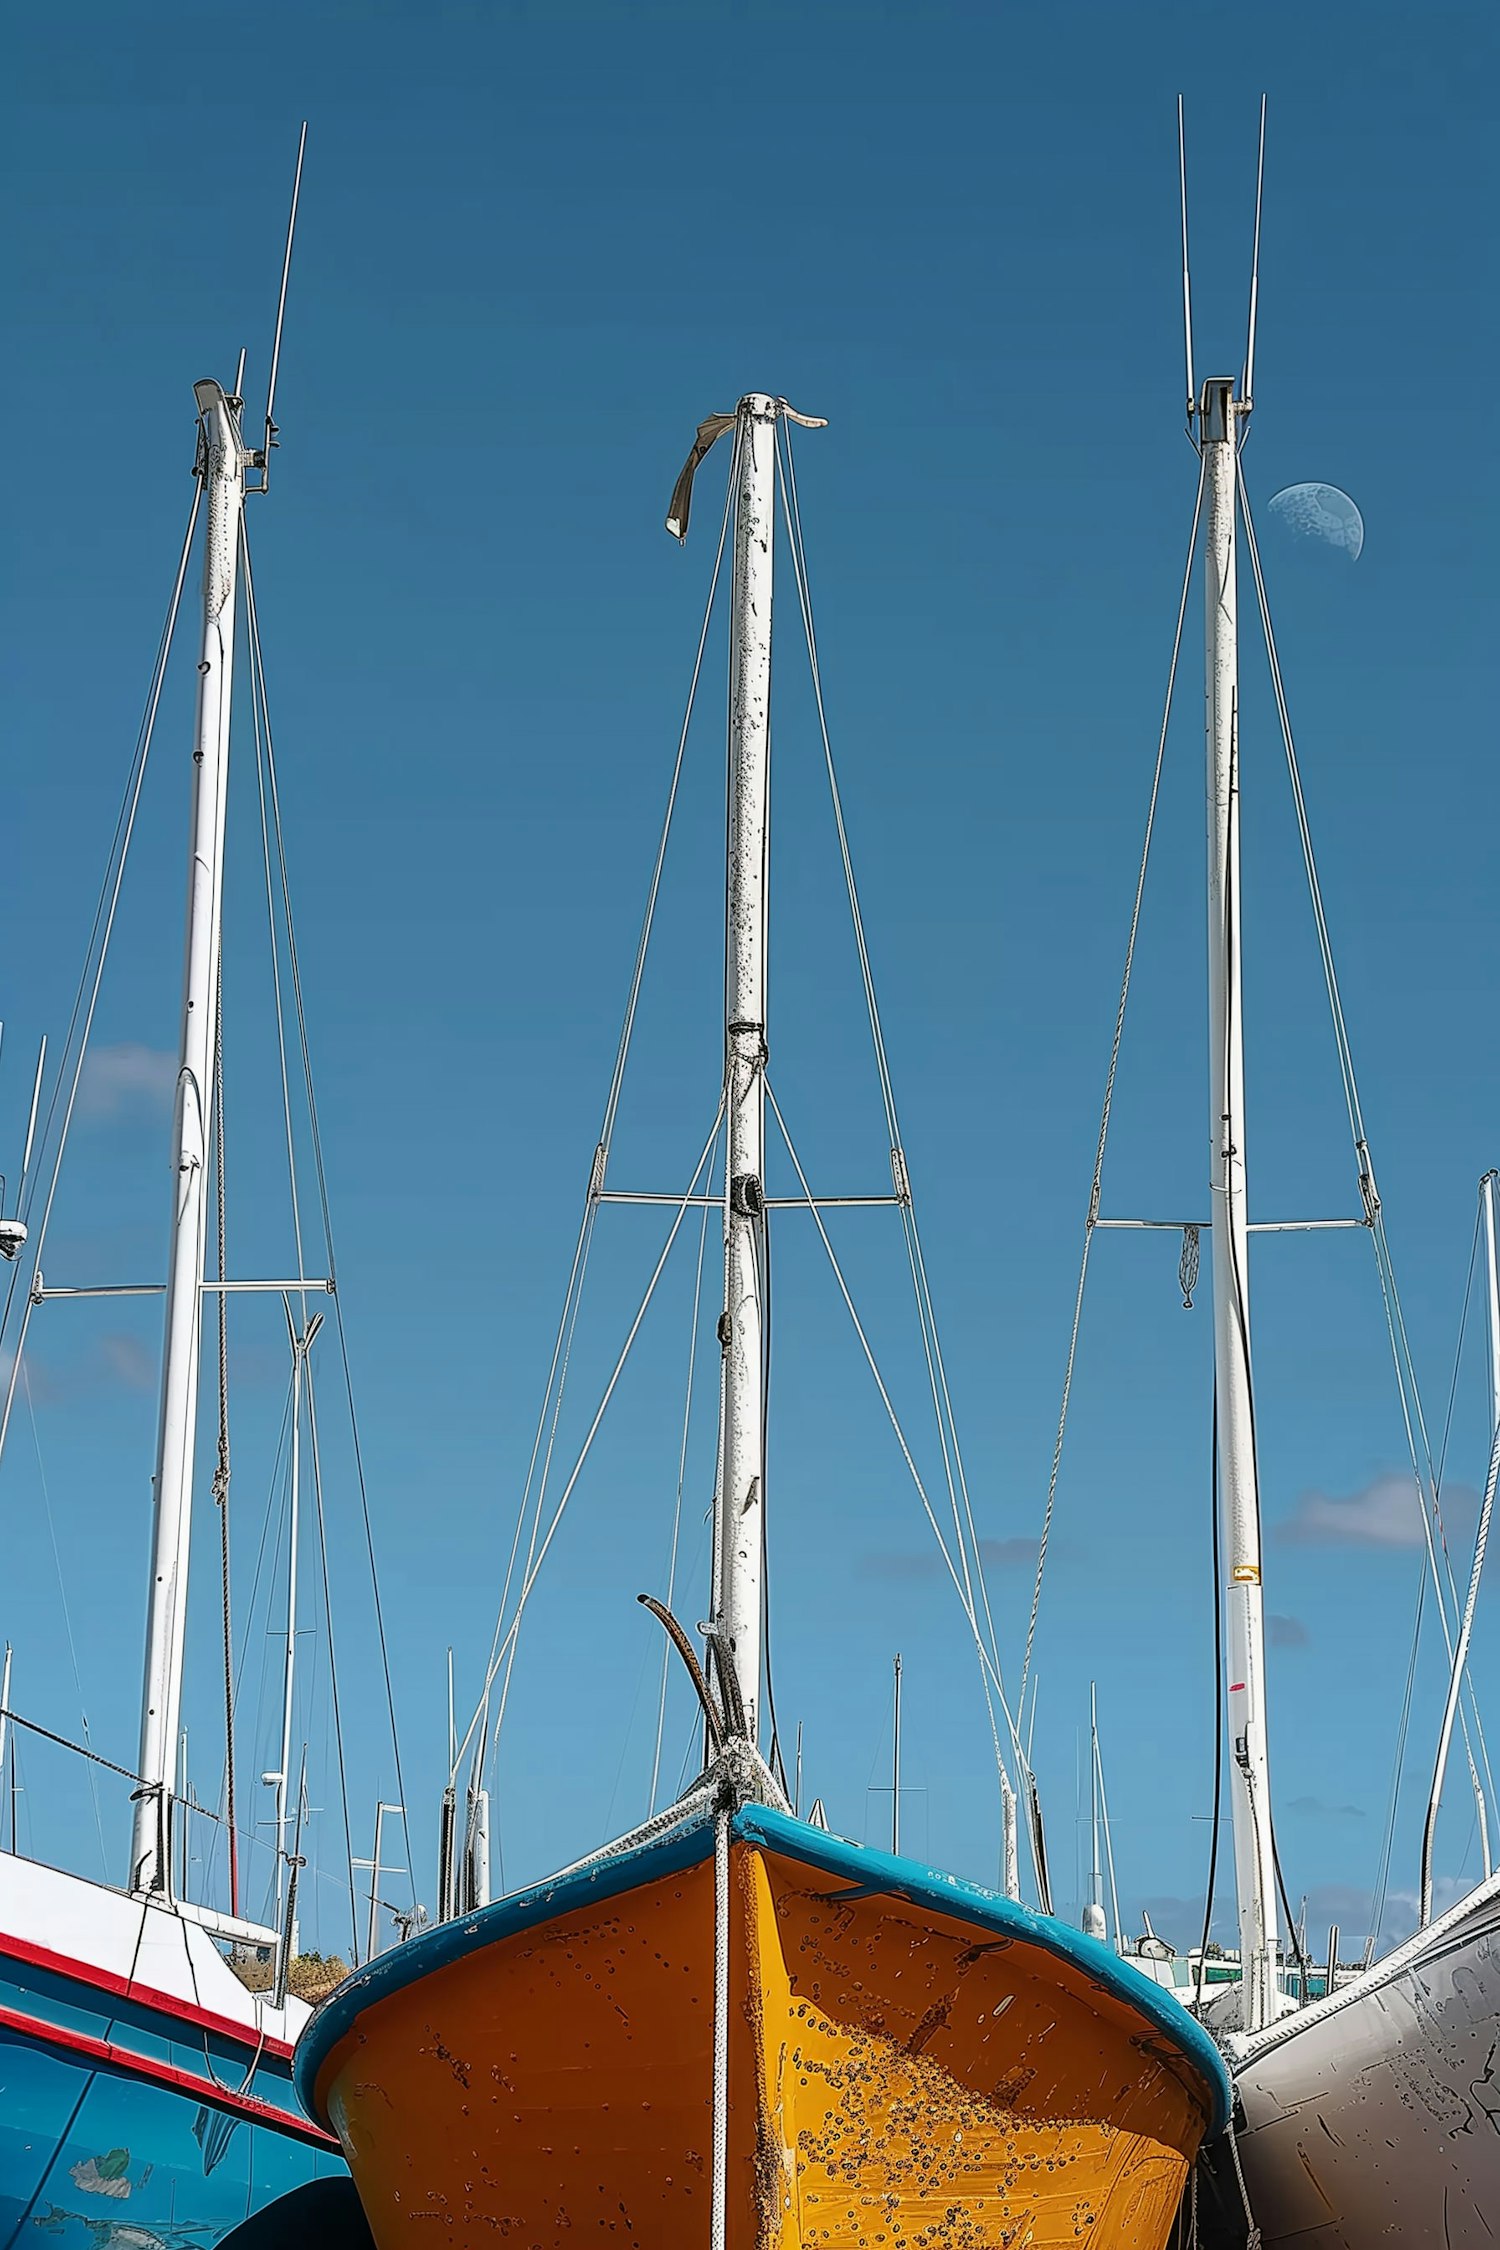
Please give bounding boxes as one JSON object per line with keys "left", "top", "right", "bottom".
{"left": 1, "top": 1956, "right": 343, "bottom": 2248}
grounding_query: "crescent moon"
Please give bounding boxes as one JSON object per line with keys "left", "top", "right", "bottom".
{"left": 1267, "top": 482, "right": 1364, "bottom": 560}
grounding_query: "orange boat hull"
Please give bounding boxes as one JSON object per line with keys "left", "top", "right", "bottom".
{"left": 300, "top": 1804, "right": 1227, "bottom": 2246}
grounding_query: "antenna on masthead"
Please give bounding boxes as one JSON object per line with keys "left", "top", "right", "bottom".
{"left": 1243, "top": 94, "right": 1267, "bottom": 412}
{"left": 251, "top": 120, "right": 308, "bottom": 496}
{"left": 1177, "top": 96, "right": 1196, "bottom": 429}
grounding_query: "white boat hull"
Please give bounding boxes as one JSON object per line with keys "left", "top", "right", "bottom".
{"left": 1222, "top": 1868, "right": 1500, "bottom": 2246}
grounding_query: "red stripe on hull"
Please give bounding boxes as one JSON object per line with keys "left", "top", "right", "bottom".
{"left": 0, "top": 1925, "right": 297, "bottom": 2059}
{"left": 0, "top": 1999, "right": 339, "bottom": 2152}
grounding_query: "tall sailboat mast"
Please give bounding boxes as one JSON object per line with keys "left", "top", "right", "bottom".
{"left": 1483, "top": 1170, "right": 1499, "bottom": 1443}
{"left": 131, "top": 380, "right": 246, "bottom": 1894}
{"left": 714, "top": 392, "right": 777, "bottom": 1748}
{"left": 1200, "top": 374, "right": 1279, "bottom": 2028}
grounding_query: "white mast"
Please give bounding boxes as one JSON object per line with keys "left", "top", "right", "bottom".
{"left": 891, "top": 1654, "right": 902, "bottom": 1855}
{"left": 713, "top": 393, "right": 777, "bottom": 1747}
{"left": 131, "top": 381, "right": 246, "bottom": 1895}
{"left": 1484, "top": 1170, "right": 1500, "bottom": 1446}
{"left": 1200, "top": 374, "right": 1279, "bottom": 2029}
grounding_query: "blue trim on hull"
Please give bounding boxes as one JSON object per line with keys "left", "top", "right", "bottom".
{"left": 0, "top": 1961, "right": 343, "bottom": 2249}
{"left": 296, "top": 1802, "right": 1230, "bottom": 2136}
{"left": 736, "top": 1803, "right": 1231, "bottom": 2133}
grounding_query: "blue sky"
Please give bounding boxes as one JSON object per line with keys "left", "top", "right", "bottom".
{"left": 2, "top": 0, "right": 1496, "bottom": 1964}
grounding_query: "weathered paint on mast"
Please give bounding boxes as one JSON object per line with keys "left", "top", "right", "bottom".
{"left": 131, "top": 381, "right": 246, "bottom": 1894}
{"left": 1201, "top": 374, "right": 1279, "bottom": 2029}
{"left": 714, "top": 393, "right": 777, "bottom": 1747}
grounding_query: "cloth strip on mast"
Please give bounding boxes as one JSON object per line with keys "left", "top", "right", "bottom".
{"left": 664, "top": 401, "right": 826, "bottom": 545}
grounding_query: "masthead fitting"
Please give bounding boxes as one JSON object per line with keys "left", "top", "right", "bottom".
{"left": 1198, "top": 377, "right": 1241, "bottom": 446}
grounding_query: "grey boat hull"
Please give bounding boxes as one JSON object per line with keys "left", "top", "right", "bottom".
{"left": 1222, "top": 1868, "right": 1500, "bottom": 2246}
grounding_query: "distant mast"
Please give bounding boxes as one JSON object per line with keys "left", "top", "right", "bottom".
{"left": 891, "top": 1653, "right": 903, "bottom": 1855}
{"left": 1199, "top": 372, "right": 1279, "bottom": 2027}
{"left": 1082, "top": 1681, "right": 1106, "bottom": 1944}
{"left": 131, "top": 381, "right": 246, "bottom": 1894}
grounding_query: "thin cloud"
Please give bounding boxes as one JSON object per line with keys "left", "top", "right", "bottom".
{"left": 2, "top": 1346, "right": 59, "bottom": 1407}
{"left": 857, "top": 1550, "right": 942, "bottom": 1581}
{"left": 1288, "top": 1795, "right": 1365, "bottom": 1821}
{"left": 1304, "top": 1881, "right": 1375, "bottom": 1924}
{"left": 1275, "top": 1472, "right": 1477, "bottom": 1550}
{"left": 1267, "top": 1613, "right": 1309, "bottom": 1647}
{"left": 980, "top": 1536, "right": 1039, "bottom": 1569}
{"left": 1382, "top": 1875, "right": 1476, "bottom": 1944}
{"left": 99, "top": 1332, "right": 156, "bottom": 1391}
{"left": 858, "top": 1535, "right": 1038, "bottom": 1580}
{"left": 78, "top": 1042, "right": 176, "bottom": 1120}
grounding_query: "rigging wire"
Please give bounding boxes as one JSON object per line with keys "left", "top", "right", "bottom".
{"left": 461, "top": 432, "right": 741, "bottom": 1787}
{"left": 1435, "top": 1197, "right": 1484, "bottom": 1499}
{"left": 776, "top": 424, "right": 1016, "bottom": 1836}
{"left": 240, "top": 523, "right": 418, "bottom": 1921}
{"left": 1421, "top": 1404, "right": 1500, "bottom": 1922}
{"left": 758, "top": 1186, "right": 790, "bottom": 1800}
{"left": 255, "top": 1403, "right": 298, "bottom": 1933}
{"left": 210, "top": 958, "right": 240, "bottom": 1917}
{"left": 242, "top": 524, "right": 309, "bottom": 1294}
{"left": 763, "top": 1079, "right": 1029, "bottom": 1792}
{"left": 304, "top": 1357, "right": 363, "bottom": 1965}
{"left": 1237, "top": 464, "right": 1496, "bottom": 1825}
{"left": 0, "top": 482, "right": 203, "bottom": 1463}
{"left": 457, "top": 1107, "right": 728, "bottom": 1774}
{"left": 1092, "top": 1708, "right": 1123, "bottom": 1952}
{"left": 22, "top": 1362, "right": 108, "bottom": 1877}
{"left": 201, "top": 1379, "right": 293, "bottom": 1907}
{"left": 1368, "top": 1189, "right": 1488, "bottom": 1927}
{"left": 490, "top": 1113, "right": 725, "bottom": 1738}
{"left": 1020, "top": 450, "right": 1208, "bottom": 1724}
{"left": 1194, "top": 1384, "right": 1224, "bottom": 2011}
{"left": 650, "top": 1198, "right": 714, "bottom": 1814}
{"left": 1177, "top": 96, "right": 1196, "bottom": 423}
{"left": 1242, "top": 95, "right": 1267, "bottom": 406}
{"left": 1214, "top": 668, "right": 1295, "bottom": 1996}
{"left": 1371, "top": 1569, "right": 1426, "bottom": 1947}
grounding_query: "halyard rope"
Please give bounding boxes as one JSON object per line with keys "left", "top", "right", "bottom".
{"left": 777, "top": 421, "right": 1019, "bottom": 1828}
{"left": 0, "top": 483, "right": 202, "bottom": 1469}
{"left": 1238, "top": 463, "right": 1495, "bottom": 1828}
{"left": 764, "top": 1079, "right": 1026, "bottom": 1780}
{"left": 460, "top": 438, "right": 740, "bottom": 1785}
{"left": 711, "top": 1803, "right": 731, "bottom": 2250}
